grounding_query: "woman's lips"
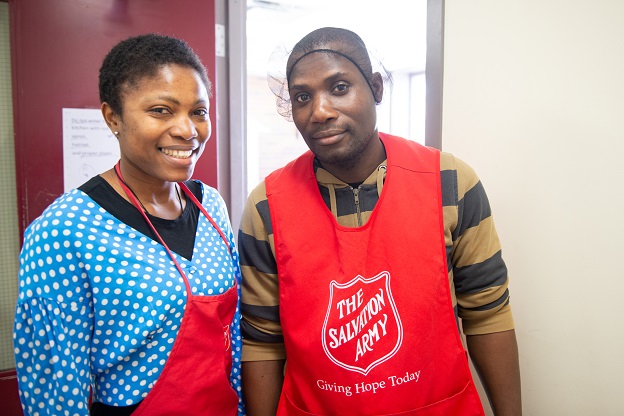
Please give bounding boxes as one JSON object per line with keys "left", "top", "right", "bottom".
{"left": 160, "top": 148, "right": 194, "bottom": 159}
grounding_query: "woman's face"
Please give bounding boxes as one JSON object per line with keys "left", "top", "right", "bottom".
{"left": 111, "top": 64, "right": 211, "bottom": 185}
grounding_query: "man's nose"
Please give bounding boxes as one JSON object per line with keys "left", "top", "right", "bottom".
{"left": 310, "top": 94, "right": 338, "bottom": 123}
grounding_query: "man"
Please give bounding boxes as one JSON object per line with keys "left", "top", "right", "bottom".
{"left": 239, "top": 27, "right": 521, "bottom": 416}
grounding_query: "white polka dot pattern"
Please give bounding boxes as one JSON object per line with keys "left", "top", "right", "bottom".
{"left": 13, "top": 182, "right": 244, "bottom": 415}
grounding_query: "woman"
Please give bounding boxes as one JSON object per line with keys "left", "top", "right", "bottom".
{"left": 13, "top": 34, "right": 244, "bottom": 415}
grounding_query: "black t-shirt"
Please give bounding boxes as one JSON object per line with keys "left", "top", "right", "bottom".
{"left": 78, "top": 176, "right": 202, "bottom": 260}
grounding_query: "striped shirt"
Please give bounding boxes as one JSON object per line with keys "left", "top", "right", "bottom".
{"left": 239, "top": 149, "right": 514, "bottom": 362}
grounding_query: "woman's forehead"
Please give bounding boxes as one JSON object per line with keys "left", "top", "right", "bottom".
{"left": 119, "top": 64, "right": 209, "bottom": 104}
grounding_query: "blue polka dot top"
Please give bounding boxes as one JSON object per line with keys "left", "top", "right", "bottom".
{"left": 13, "top": 182, "right": 244, "bottom": 415}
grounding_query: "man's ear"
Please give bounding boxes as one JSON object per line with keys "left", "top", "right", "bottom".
{"left": 371, "top": 72, "right": 384, "bottom": 104}
{"left": 101, "top": 102, "right": 121, "bottom": 134}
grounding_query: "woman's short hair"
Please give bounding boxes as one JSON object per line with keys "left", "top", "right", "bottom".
{"left": 99, "top": 33, "right": 211, "bottom": 115}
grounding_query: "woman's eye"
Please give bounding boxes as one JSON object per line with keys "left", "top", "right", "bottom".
{"left": 150, "top": 107, "right": 170, "bottom": 115}
{"left": 194, "top": 108, "right": 208, "bottom": 117}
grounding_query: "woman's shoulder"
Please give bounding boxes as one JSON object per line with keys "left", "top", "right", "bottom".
{"left": 24, "top": 188, "right": 93, "bottom": 233}
{"left": 190, "top": 180, "right": 226, "bottom": 205}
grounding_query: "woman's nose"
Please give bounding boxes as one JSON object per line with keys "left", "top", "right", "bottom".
{"left": 172, "top": 115, "right": 198, "bottom": 139}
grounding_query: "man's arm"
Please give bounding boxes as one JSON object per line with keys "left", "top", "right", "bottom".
{"left": 466, "top": 329, "right": 522, "bottom": 416}
{"left": 242, "top": 359, "right": 286, "bottom": 416}
{"left": 443, "top": 154, "right": 521, "bottom": 413}
{"left": 238, "top": 183, "right": 286, "bottom": 415}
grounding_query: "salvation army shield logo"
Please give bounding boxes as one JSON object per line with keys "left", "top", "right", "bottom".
{"left": 322, "top": 271, "right": 403, "bottom": 375}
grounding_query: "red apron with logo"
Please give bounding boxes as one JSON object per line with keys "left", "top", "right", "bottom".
{"left": 265, "top": 133, "right": 484, "bottom": 416}
{"left": 116, "top": 164, "right": 239, "bottom": 415}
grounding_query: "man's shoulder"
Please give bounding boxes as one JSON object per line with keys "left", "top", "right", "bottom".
{"left": 376, "top": 134, "right": 475, "bottom": 178}
{"left": 440, "top": 151, "right": 477, "bottom": 177}
{"left": 439, "top": 151, "right": 482, "bottom": 200}
{"left": 243, "top": 155, "right": 308, "bottom": 215}
{"left": 247, "top": 180, "right": 269, "bottom": 205}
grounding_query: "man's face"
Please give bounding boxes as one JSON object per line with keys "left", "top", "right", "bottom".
{"left": 288, "top": 50, "right": 381, "bottom": 174}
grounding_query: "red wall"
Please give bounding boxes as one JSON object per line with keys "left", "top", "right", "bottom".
{"left": 0, "top": 370, "right": 21, "bottom": 415}
{"left": 10, "top": 0, "right": 218, "bottom": 234}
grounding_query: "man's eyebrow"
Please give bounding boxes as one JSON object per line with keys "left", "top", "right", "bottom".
{"left": 288, "top": 82, "right": 308, "bottom": 92}
{"left": 289, "top": 71, "right": 353, "bottom": 91}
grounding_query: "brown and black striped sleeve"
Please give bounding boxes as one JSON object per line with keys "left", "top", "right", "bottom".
{"left": 441, "top": 152, "right": 514, "bottom": 335}
{"left": 238, "top": 182, "right": 286, "bottom": 361}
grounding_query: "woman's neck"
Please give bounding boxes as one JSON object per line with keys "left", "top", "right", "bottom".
{"left": 103, "top": 168, "right": 185, "bottom": 220}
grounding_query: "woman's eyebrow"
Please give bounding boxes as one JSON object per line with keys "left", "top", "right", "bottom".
{"left": 150, "top": 95, "right": 207, "bottom": 106}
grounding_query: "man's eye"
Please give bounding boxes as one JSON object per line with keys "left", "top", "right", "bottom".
{"left": 295, "top": 93, "right": 310, "bottom": 103}
{"left": 194, "top": 109, "right": 208, "bottom": 117}
{"left": 150, "top": 107, "right": 170, "bottom": 114}
{"left": 334, "top": 84, "right": 348, "bottom": 93}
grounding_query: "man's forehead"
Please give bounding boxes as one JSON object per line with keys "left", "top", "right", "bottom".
{"left": 288, "top": 53, "right": 364, "bottom": 90}
{"left": 287, "top": 46, "right": 364, "bottom": 82}
{"left": 289, "top": 41, "right": 354, "bottom": 65}
{"left": 292, "top": 51, "right": 353, "bottom": 71}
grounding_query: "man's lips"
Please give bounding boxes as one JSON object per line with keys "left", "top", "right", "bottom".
{"left": 312, "top": 129, "right": 345, "bottom": 139}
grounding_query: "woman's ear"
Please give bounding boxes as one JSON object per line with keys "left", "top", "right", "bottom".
{"left": 371, "top": 72, "right": 384, "bottom": 104}
{"left": 101, "top": 102, "right": 121, "bottom": 134}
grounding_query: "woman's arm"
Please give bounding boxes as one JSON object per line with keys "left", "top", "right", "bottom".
{"left": 14, "top": 297, "right": 93, "bottom": 415}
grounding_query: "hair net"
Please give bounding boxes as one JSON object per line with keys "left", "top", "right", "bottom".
{"left": 266, "top": 38, "right": 393, "bottom": 121}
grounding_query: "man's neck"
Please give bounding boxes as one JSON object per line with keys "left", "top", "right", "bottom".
{"left": 321, "top": 136, "right": 387, "bottom": 184}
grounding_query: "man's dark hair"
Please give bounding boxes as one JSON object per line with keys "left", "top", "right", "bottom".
{"left": 99, "top": 33, "right": 211, "bottom": 115}
{"left": 286, "top": 27, "right": 374, "bottom": 85}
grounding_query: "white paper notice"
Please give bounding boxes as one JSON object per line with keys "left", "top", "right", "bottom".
{"left": 62, "top": 108, "right": 120, "bottom": 192}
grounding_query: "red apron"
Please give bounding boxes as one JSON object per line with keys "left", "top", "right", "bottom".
{"left": 265, "top": 133, "right": 484, "bottom": 416}
{"left": 115, "top": 164, "right": 239, "bottom": 415}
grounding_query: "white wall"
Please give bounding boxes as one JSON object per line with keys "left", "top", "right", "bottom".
{"left": 442, "top": 1, "right": 624, "bottom": 414}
